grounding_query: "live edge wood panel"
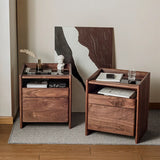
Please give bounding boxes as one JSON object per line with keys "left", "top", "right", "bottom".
{"left": 86, "top": 68, "right": 150, "bottom": 144}
{"left": 19, "top": 63, "right": 72, "bottom": 128}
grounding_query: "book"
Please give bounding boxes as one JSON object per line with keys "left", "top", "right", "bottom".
{"left": 27, "top": 81, "right": 48, "bottom": 88}
{"left": 98, "top": 87, "right": 136, "bottom": 98}
{"left": 49, "top": 82, "right": 67, "bottom": 88}
{"left": 96, "top": 72, "right": 123, "bottom": 82}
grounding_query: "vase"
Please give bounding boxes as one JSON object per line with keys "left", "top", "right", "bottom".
{"left": 36, "top": 59, "right": 42, "bottom": 72}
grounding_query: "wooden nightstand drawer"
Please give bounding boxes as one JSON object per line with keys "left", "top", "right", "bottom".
{"left": 23, "top": 97, "right": 68, "bottom": 122}
{"left": 88, "top": 93, "right": 135, "bottom": 109}
{"left": 22, "top": 88, "right": 68, "bottom": 98}
{"left": 88, "top": 93, "right": 136, "bottom": 136}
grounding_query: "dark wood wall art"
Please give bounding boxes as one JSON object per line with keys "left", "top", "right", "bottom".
{"left": 55, "top": 26, "right": 113, "bottom": 89}
{"left": 75, "top": 27, "right": 113, "bottom": 69}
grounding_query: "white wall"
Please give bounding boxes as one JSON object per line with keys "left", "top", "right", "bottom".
{"left": 9, "top": 0, "right": 18, "bottom": 117}
{"left": 17, "top": 0, "right": 160, "bottom": 111}
{"left": 0, "top": 0, "right": 17, "bottom": 117}
{"left": 0, "top": 0, "right": 12, "bottom": 116}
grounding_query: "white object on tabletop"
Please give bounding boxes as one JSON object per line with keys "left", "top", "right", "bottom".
{"left": 27, "top": 81, "right": 48, "bottom": 88}
{"left": 98, "top": 87, "right": 136, "bottom": 98}
{"left": 128, "top": 69, "right": 136, "bottom": 81}
{"left": 96, "top": 73, "right": 123, "bottom": 82}
{"left": 57, "top": 55, "right": 65, "bottom": 70}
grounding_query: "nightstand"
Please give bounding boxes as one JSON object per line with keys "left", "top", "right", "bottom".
{"left": 19, "top": 63, "right": 72, "bottom": 128}
{"left": 85, "top": 68, "right": 150, "bottom": 143}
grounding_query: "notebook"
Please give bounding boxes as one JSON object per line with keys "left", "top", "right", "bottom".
{"left": 96, "top": 73, "right": 123, "bottom": 82}
{"left": 98, "top": 87, "right": 136, "bottom": 98}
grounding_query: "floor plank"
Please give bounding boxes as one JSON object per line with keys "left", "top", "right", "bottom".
{"left": 40, "top": 144, "right": 91, "bottom": 156}
{"left": 40, "top": 155, "right": 141, "bottom": 160}
{"left": 139, "top": 147, "right": 160, "bottom": 160}
{"left": 40, "top": 155, "right": 93, "bottom": 160}
{"left": 0, "top": 144, "right": 41, "bottom": 155}
{"left": 0, "top": 155, "right": 39, "bottom": 160}
{"left": 0, "top": 125, "right": 12, "bottom": 144}
{"left": 90, "top": 145, "right": 142, "bottom": 160}
{"left": 0, "top": 124, "right": 160, "bottom": 160}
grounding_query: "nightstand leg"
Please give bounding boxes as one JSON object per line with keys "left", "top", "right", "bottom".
{"left": 69, "top": 121, "right": 72, "bottom": 129}
{"left": 85, "top": 129, "right": 92, "bottom": 135}
{"left": 20, "top": 121, "right": 23, "bottom": 128}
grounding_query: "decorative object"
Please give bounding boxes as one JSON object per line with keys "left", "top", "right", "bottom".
{"left": 55, "top": 27, "right": 114, "bottom": 89}
{"left": 19, "top": 49, "right": 43, "bottom": 72}
{"left": 19, "top": 49, "right": 37, "bottom": 58}
{"left": 57, "top": 55, "right": 65, "bottom": 71}
{"left": 55, "top": 27, "right": 114, "bottom": 112}
{"left": 36, "top": 59, "right": 42, "bottom": 72}
{"left": 85, "top": 68, "right": 150, "bottom": 143}
{"left": 128, "top": 69, "right": 136, "bottom": 84}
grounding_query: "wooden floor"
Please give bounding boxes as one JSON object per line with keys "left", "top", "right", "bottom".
{"left": 0, "top": 125, "right": 160, "bottom": 160}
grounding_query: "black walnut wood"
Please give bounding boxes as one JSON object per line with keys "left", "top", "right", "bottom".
{"left": 85, "top": 68, "right": 150, "bottom": 143}
{"left": 23, "top": 97, "right": 68, "bottom": 122}
{"left": 88, "top": 104, "right": 135, "bottom": 136}
{"left": 88, "top": 94, "right": 135, "bottom": 109}
{"left": 135, "top": 73, "right": 150, "bottom": 143}
{"left": 22, "top": 88, "right": 68, "bottom": 98}
{"left": 76, "top": 27, "right": 113, "bottom": 68}
{"left": 19, "top": 63, "right": 72, "bottom": 128}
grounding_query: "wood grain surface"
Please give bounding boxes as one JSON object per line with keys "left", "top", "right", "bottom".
{"left": 89, "top": 80, "right": 138, "bottom": 90}
{"left": 0, "top": 117, "right": 13, "bottom": 124}
{"left": 69, "top": 74, "right": 72, "bottom": 128}
{"left": 88, "top": 93, "right": 135, "bottom": 109}
{"left": 23, "top": 97, "right": 68, "bottom": 122}
{"left": 0, "top": 124, "right": 160, "bottom": 159}
{"left": 88, "top": 104, "right": 135, "bottom": 136}
{"left": 20, "top": 63, "right": 72, "bottom": 128}
{"left": 22, "top": 88, "right": 68, "bottom": 98}
{"left": 136, "top": 73, "right": 150, "bottom": 143}
{"left": 86, "top": 68, "right": 150, "bottom": 143}
{"left": 76, "top": 27, "right": 113, "bottom": 68}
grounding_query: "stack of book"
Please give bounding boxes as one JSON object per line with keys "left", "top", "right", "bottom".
{"left": 27, "top": 81, "right": 48, "bottom": 88}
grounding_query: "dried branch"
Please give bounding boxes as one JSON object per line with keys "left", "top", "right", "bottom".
{"left": 19, "top": 49, "right": 37, "bottom": 58}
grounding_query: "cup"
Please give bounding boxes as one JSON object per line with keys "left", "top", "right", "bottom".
{"left": 128, "top": 69, "right": 136, "bottom": 82}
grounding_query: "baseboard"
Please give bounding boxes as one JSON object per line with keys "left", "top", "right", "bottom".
{"left": 0, "top": 116, "right": 13, "bottom": 124}
{"left": 149, "top": 103, "right": 160, "bottom": 109}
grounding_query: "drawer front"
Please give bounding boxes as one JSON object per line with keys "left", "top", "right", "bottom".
{"left": 88, "top": 104, "right": 135, "bottom": 136}
{"left": 88, "top": 94, "right": 136, "bottom": 136}
{"left": 23, "top": 97, "right": 68, "bottom": 122}
{"left": 88, "top": 93, "right": 135, "bottom": 109}
{"left": 22, "top": 88, "right": 68, "bottom": 98}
